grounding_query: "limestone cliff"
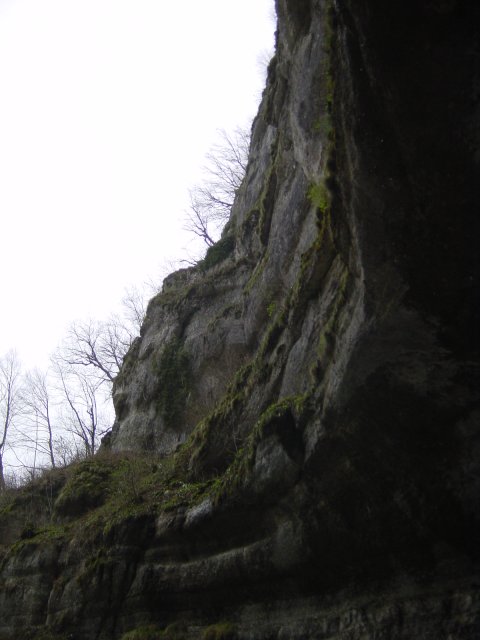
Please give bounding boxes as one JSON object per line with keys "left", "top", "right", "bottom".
{"left": 1, "top": 0, "right": 479, "bottom": 638}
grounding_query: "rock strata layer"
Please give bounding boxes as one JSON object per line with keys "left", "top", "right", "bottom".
{"left": 1, "top": 0, "right": 479, "bottom": 638}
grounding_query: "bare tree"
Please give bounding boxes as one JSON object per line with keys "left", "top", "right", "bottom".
{"left": 54, "top": 434, "right": 83, "bottom": 467}
{"left": 55, "top": 286, "right": 150, "bottom": 389}
{"left": 185, "top": 197, "right": 217, "bottom": 247}
{"left": 56, "top": 317, "right": 132, "bottom": 385}
{"left": 54, "top": 361, "right": 109, "bottom": 458}
{"left": 122, "top": 285, "right": 148, "bottom": 335}
{"left": 56, "top": 319, "right": 120, "bottom": 384}
{"left": 19, "top": 369, "right": 57, "bottom": 470}
{"left": 1, "top": 287, "right": 149, "bottom": 481}
{"left": 0, "top": 351, "right": 22, "bottom": 491}
{"left": 184, "top": 127, "right": 250, "bottom": 246}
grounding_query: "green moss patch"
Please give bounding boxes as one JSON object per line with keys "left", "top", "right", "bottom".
{"left": 202, "top": 622, "right": 236, "bottom": 640}
{"left": 313, "top": 113, "right": 333, "bottom": 137}
{"left": 199, "top": 235, "right": 235, "bottom": 271}
{"left": 161, "top": 479, "right": 214, "bottom": 512}
{"left": 212, "top": 394, "right": 310, "bottom": 503}
{"left": 308, "top": 181, "right": 330, "bottom": 213}
{"left": 54, "top": 458, "right": 112, "bottom": 517}
{"left": 313, "top": 264, "right": 351, "bottom": 375}
{"left": 120, "top": 625, "right": 166, "bottom": 640}
{"left": 243, "top": 251, "right": 269, "bottom": 293}
{"left": 155, "top": 338, "right": 192, "bottom": 429}
{"left": 120, "top": 622, "right": 187, "bottom": 640}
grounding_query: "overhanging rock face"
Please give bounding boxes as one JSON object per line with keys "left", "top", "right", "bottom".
{"left": 1, "top": 1, "right": 479, "bottom": 638}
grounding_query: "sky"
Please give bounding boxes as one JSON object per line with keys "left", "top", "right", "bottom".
{"left": 0, "top": 0, "right": 275, "bottom": 371}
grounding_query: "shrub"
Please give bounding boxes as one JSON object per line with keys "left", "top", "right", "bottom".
{"left": 54, "top": 459, "right": 111, "bottom": 517}
{"left": 200, "top": 235, "right": 235, "bottom": 271}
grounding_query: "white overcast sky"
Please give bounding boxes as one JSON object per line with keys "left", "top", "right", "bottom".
{"left": 0, "top": 0, "right": 275, "bottom": 370}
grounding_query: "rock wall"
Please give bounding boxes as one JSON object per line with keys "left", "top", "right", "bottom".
{"left": 0, "top": 0, "right": 479, "bottom": 638}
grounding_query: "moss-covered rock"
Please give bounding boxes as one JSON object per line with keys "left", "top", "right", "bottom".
{"left": 54, "top": 458, "right": 112, "bottom": 517}
{"left": 154, "top": 338, "right": 192, "bottom": 430}
{"left": 199, "top": 235, "right": 235, "bottom": 271}
{"left": 1, "top": 0, "right": 479, "bottom": 638}
{"left": 201, "top": 622, "right": 236, "bottom": 640}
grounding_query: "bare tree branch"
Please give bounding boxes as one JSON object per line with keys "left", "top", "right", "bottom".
{"left": 21, "top": 368, "right": 57, "bottom": 468}
{"left": 53, "top": 361, "right": 108, "bottom": 458}
{"left": 0, "top": 351, "right": 22, "bottom": 490}
{"left": 184, "top": 127, "right": 250, "bottom": 247}
{"left": 184, "top": 196, "right": 216, "bottom": 247}
{"left": 56, "top": 320, "right": 117, "bottom": 383}
{"left": 122, "top": 285, "right": 148, "bottom": 335}
{"left": 55, "top": 288, "right": 149, "bottom": 391}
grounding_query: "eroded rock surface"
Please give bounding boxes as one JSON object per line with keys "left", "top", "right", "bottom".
{"left": 1, "top": 0, "right": 479, "bottom": 638}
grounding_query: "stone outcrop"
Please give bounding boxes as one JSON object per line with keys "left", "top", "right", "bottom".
{"left": 1, "top": 0, "right": 479, "bottom": 638}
